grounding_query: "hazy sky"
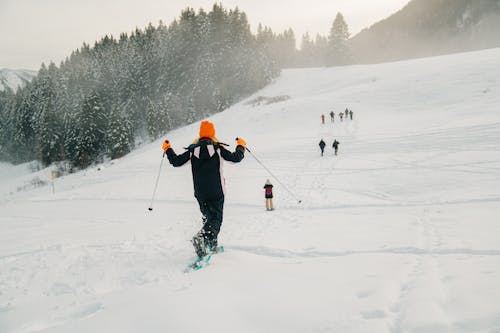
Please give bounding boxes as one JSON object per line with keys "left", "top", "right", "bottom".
{"left": 0, "top": 0, "right": 410, "bottom": 70}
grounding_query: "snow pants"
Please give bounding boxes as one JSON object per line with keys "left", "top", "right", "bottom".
{"left": 265, "top": 198, "right": 274, "bottom": 211}
{"left": 196, "top": 196, "right": 224, "bottom": 248}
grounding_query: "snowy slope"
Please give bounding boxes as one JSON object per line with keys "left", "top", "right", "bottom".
{"left": 0, "top": 68, "right": 36, "bottom": 92}
{"left": 1, "top": 48, "right": 500, "bottom": 333}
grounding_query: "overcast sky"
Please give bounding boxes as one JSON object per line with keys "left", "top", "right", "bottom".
{"left": 0, "top": 0, "right": 410, "bottom": 70}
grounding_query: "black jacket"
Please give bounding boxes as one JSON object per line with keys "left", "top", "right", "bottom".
{"left": 166, "top": 139, "right": 245, "bottom": 201}
{"left": 264, "top": 183, "right": 273, "bottom": 198}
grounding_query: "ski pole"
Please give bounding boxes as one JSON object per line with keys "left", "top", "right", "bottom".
{"left": 148, "top": 152, "right": 165, "bottom": 211}
{"left": 244, "top": 144, "right": 302, "bottom": 204}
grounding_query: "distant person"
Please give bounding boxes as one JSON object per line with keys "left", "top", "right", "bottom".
{"left": 332, "top": 140, "right": 339, "bottom": 156}
{"left": 321, "top": 114, "right": 325, "bottom": 124}
{"left": 263, "top": 179, "right": 274, "bottom": 211}
{"left": 329, "top": 111, "right": 335, "bottom": 123}
{"left": 319, "top": 139, "right": 326, "bottom": 156}
{"left": 349, "top": 110, "right": 353, "bottom": 120}
{"left": 339, "top": 113, "right": 344, "bottom": 122}
{"left": 345, "top": 108, "right": 349, "bottom": 118}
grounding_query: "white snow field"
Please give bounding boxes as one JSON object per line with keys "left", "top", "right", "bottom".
{"left": 1, "top": 48, "right": 500, "bottom": 333}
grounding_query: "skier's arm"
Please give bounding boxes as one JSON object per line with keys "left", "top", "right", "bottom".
{"left": 219, "top": 145, "right": 245, "bottom": 163}
{"left": 219, "top": 138, "right": 246, "bottom": 163}
{"left": 164, "top": 141, "right": 190, "bottom": 167}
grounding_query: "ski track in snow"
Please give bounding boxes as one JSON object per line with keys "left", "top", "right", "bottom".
{"left": 1, "top": 48, "right": 500, "bottom": 333}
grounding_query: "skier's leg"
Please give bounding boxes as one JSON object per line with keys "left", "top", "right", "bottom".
{"left": 270, "top": 198, "right": 274, "bottom": 210}
{"left": 192, "top": 198, "right": 210, "bottom": 257}
{"left": 201, "top": 197, "right": 224, "bottom": 249}
{"left": 196, "top": 197, "right": 208, "bottom": 225}
{"left": 266, "top": 199, "right": 270, "bottom": 210}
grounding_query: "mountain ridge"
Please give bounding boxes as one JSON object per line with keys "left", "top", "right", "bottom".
{"left": 349, "top": 0, "right": 500, "bottom": 64}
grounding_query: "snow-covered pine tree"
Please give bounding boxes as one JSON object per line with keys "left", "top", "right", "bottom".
{"left": 32, "top": 62, "right": 65, "bottom": 165}
{"left": 0, "top": 88, "right": 15, "bottom": 160}
{"left": 327, "top": 12, "right": 351, "bottom": 66}
{"left": 72, "top": 91, "right": 106, "bottom": 167}
{"left": 106, "top": 105, "right": 133, "bottom": 159}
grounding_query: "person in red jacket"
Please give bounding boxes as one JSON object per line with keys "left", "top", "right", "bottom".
{"left": 264, "top": 179, "right": 274, "bottom": 211}
{"left": 162, "top": 120, "right": 246, "bottom": 258}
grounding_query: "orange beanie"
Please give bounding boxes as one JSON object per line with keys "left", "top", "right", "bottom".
{"left": 199, "top": 120, "right": 216, "bottom": 139}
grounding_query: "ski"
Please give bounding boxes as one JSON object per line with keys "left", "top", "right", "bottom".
{"left": 184, "top": 246, "right": 224, "bottom": 273}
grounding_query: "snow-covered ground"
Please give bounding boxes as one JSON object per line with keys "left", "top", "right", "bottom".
{"left": 1, "top": 48, "right": 500, "bottom": 333}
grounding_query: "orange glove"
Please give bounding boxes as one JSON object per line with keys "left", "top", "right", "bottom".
{"left": 162, "top": 140, "right": 171, "bottom": 152}
{"left": 236, "top": 137, "right": 247, "bottom": 149}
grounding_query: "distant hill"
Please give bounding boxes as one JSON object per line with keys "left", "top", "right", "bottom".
{"left": 349, "top": 0, "right": 500, "bottom": 63}
{"left": 0, "top": 69, "right": 36, "bottom": 92}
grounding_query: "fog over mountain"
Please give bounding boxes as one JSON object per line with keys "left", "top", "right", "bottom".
{"left": 0, "top": 69, "right": 36, "bottom": 92}
{"left": 349, "top": 0, "right": 500, "bottom": 63}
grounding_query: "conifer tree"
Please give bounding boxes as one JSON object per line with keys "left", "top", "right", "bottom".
{"left": 73, "top": 91, "right": 106, "bottom": 167}
{"left": 106, "top": 105, "right": 133, "bottom": 159}
{"left": 327, "top": 12, "right": 351, "bottom": 66}
{"left": 0, "top": 88, "right": 15, "bottom": 160}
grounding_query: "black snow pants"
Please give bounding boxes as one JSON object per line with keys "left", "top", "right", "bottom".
{"left": 196, "top": 196, "right": 225, "bottom": 248}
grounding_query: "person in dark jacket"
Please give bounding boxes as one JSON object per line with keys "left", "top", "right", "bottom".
{"left": 264, "top": 179, "right": 274, "bottom": 211}
{"left": 329, "top": 111, "right": 335, "bottom": 123}
{"left": 332, "top": 139, "right": 339, "bottom": 156}
{"left": 319, "top": 139, "right": 326, "bottom": 156}
{"left": 349, "top": 110, "right": 353, "bottom": 120}
{"left": 162, "top": 120, "right": 246, "bottom": 257}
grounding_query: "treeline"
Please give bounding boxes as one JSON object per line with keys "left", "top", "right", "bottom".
{"left": 0, "top": 4, "right": 279, "bottom": 168}
{"left": 0, "top": 5, "right": 351, "bottom": 169}
{"left": 257, "top": 12, "right": 351, "bottom": 68}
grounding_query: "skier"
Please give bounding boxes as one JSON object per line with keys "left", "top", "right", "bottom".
{"left": 162, "top": 120, "right": 246, "bottom": 258}
{"left": 345, "top": 108, "right": 349, "bottom": 118}
{"left": 329, "top": 111, "right": 335, "bottom": 123}
{"left": 321, "top": 114, "right": 325, "bottom": 124}
{"left": 264, "top": 179, "right": 274, "bottom": 211}
{"left": 339, "top": 113, "right": 344, "bottom": 122}
{"left": 349, "top": 110, "right": 353, "bottom": 120}
{"left": 332, "top": 139, "right": 339, "bottom": 156}
{"left": 319, "top": 139, "right": 326, "bottom": 156}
